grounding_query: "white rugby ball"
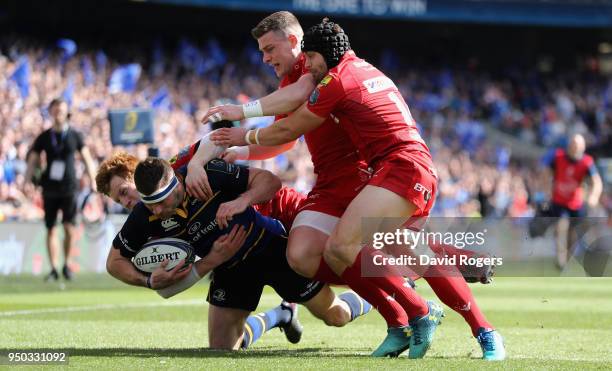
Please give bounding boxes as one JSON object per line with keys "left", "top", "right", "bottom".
{"left": 133, "top": 238, "right": 194, "bottom": 273}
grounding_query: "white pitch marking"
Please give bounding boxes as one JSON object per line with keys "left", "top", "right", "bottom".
{"left": 0, "top": 299, "right": 204, "bottom": 317}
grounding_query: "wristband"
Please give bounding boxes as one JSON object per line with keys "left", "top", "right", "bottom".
{"left": 229, "top": 146, "right": 250, "bottom": 160}
{"left": 242, "top": 100, "right": 263, "bottom": 118}
{"left": 245, "top": 130, "right": 254, "bottom": 145}
{"left": 146, "top": 275, "right": 153, "bottom": 289}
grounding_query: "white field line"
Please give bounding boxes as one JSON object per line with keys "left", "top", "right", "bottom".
{"left": 0, "top": 299, "right": 204, "bottom": 317}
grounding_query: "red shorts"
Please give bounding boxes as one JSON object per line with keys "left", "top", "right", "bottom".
{"left": 368, "top": 151, "right": 437, "bottom": 218}
{"left": 254, "top": 187, "right": 306, "bottom": 230}
{"left": 297, "top": 168, "right": 370, "bottom": 218}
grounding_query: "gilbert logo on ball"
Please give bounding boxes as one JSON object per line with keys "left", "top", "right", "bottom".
{"left": 133, "top": 238, "right": 194, "bottom": 273}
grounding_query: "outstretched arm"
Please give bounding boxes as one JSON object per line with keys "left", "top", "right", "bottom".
{"left": 201, "top": 74, "right": 316, "bottom": 122}
{"left": 211, "top": 102, "right": 326, "bottom": 147}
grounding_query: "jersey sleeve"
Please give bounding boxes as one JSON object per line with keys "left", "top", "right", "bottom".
{"left": 306, "top": 74, "right": 344, "bottom": 119}
{"left": 112, "top": 205, "right": 150, "bottom": 258}
{"left": 31, "top": 131, "right": 46, "bottom": 153}
{"left": 586, "top": 157, "right": 599, "bottom": 177}
{"left": 74, "top": 130, "right": 85, "bottom": 151}
{"left": 203, "top": 159, "right": 249, "bottom": 197}
{"left": 169, "top": 140, "right": 200, "bottom": 172}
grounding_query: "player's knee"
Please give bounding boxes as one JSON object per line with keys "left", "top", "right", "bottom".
{"left": 286, "top": 247, "right": 310, "bottom": 277}
{"left": 324, "top": 235, "right": 352, "bottom": 265}
{"left": 209, "top": 330, "right": 242, "bottom": 350}
{"left": 322, "top": 305, "right": 351, "bottom": 327}
{"left": 208, "top": 337, "right": 237, "bottom": 350}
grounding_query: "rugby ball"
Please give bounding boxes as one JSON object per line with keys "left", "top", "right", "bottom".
{"left": 133, "top": 238, "right": 195, "bottom": 273}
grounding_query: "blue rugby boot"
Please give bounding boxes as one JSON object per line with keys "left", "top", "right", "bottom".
{"left": 408, "top": 300, "right": 444, "bottom": 359}
{"left": 371, "top": 326, "right": 412, "bottom": 357}
{"left": 476, "top": 328, "right": 506, "bottom": 361}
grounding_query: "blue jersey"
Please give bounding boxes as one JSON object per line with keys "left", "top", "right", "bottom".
{"left": 112, "top": 159, "right": 286, "bottom": 268}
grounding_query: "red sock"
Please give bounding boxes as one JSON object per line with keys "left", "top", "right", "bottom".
{"left": 313, "top": 257, "right": 345, "bottom": 285}
{"left": 361, "top": 247, "right": 429, "bottom": 320}
{"left": 341, "top": 251, "right": 408, "bottom": 328}
{"left": 424, "top": 265, "right": 493, "bottom": 336}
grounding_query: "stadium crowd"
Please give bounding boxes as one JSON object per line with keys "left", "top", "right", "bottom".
{"left": 0, "top": 34, "right": 609, "bottom": 221}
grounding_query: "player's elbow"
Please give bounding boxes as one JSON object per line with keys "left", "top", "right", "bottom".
{"left": 275, "top": 124, "right": 300, "bottom": 144}
{"left": 106, "top": 255, "right": 117, "bottom": 277}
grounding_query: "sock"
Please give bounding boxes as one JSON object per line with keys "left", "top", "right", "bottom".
{"left": 338, "top": 291, "right": 372, "bottom": 321}
{"left": 423, "top": 264, "right": 493, "bottom": 336}
{"left": 361, "top": 247, "right": 429, "bottom": 320}
{"left": 241, "top": 305, "right": 292, "bottom": 349}
{"left": 340, "top": 254, "right": 409, "bottom": 328}
{"left": 313, "top": 257, "right": 345, "bottom": 285}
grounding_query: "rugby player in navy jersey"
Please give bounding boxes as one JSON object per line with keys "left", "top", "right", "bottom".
{"left": 97, "top": 154, "right": 371, "bottom": 350}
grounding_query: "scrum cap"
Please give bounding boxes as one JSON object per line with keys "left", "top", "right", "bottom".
{"left": 301, "top": 18, "right": 350, "bottom": 69}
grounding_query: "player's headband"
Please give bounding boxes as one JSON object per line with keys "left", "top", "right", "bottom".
{"left": 139, "top": 175, "right": 178, "bottom": 204}
{"left": 301, "top": 18, "right": 351, "bottom": 69}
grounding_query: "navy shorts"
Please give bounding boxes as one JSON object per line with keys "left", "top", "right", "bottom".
{"left": 207, "top": 235, "right": 323, "bottom": 311}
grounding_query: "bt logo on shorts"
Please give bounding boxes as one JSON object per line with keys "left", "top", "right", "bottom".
{"left": 414, "top": 183, "right": 432, "bottom": 202}
{"left": 213, "top": 289, "right": 226, "bottom": 302}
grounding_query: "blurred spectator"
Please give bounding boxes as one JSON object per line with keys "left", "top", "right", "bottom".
{"left": 0, "top": 33, "right": 610, "bottom": 225}
{"left": 23, "top": 98, "right": 97, "bottom": 281}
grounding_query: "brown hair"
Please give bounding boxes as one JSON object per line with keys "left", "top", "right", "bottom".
{"left": 251, "top": 11, "right": 303, "bottom": 40}
{"left": 95, "top": 152, "right": 139, "bottom": 196}
{"left": 134, "top": 157, "right": 173, "bottom": 196}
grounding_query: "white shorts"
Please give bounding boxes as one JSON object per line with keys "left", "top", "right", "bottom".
{"left": 290, "top": 210, "right": 339, "bottom": 236}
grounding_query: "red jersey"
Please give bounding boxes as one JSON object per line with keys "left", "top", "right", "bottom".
{"left": 551, "top": 149, "right": 597, "bottom": 210}
{"left": 277, "top": 53, "right": 366, "bottom": 183}
{"left": 306, "top": 51, "right": 430, "bottom": 168}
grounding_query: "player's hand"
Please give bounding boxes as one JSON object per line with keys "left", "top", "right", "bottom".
{"left": 149, "top": 259, "right": 192, "bottom": 290}
{"left": 201, "top": 104, "right": 244, "bottom": 124}
{"left": 186, "top": 163, "right": 213, "bottom": 201}
{"left": 216, "top": 196, "right": 250, "bottom": 229}
{"left": 208, "top": 225, "right": 248, "bottom": 265}
{"left": 220, "top": 150, "right": 239, "bottom": 163}
{"left": 210, "top": 127, "right": 248, "bottom": 147}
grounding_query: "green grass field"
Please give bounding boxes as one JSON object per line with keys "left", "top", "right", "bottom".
{"left": 1, "top": 275, "right": 611, "bottom": 370}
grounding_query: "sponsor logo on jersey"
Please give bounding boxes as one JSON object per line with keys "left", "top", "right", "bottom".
{"left": 319, "top": 75, "right": 333, "bottom": 87}
{"left": 329, "top": 113, "right": 340, "bottom": 124}
{"left": 188, "top": 222, "right": 201, "bottom": 235}
{"left": 309, "top": 88, "right": 320, "bottom": 105}
{"left": 191, "top": 219, "right": 218, "bottom": 242}
{"left": 161, "top": 217, "right": 179, "bottom": 231}
{"left": 363, "top": 76, "right": 395, "bottom": 94}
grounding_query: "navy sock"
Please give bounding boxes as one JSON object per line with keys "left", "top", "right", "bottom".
{"left": 339, "top": 291, "right": 373, "bottom": 321}
{"left": 241, "top": 305, "right": 292, "bottom": 349}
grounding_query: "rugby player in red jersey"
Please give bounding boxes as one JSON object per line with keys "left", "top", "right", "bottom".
{"left": 209, "top": 18, "right": 505, "bottom": 360}
{"left": 545, "top": 133, "right": 603, "bottom": 268}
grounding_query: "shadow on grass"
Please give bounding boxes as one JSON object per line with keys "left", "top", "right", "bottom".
{"left": 0, "top": 347, "right": 372, "bottom": 359}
